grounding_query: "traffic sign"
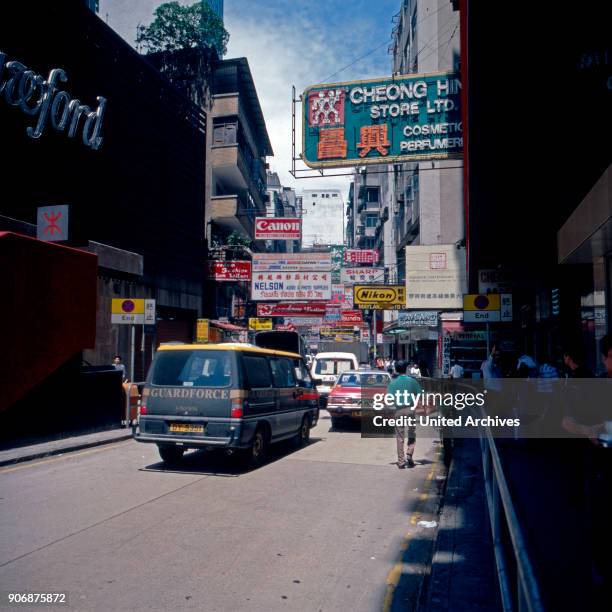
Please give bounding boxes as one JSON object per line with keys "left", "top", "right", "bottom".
{"left": 463, "top": 294, "right": 502, "bottom": 322}
{"left": 111, "top": 299, "right": 145, "bottom": 324}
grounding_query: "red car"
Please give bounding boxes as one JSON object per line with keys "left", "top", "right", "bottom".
{"left": 326, "top": 370, "right": 390, "bottom": 428}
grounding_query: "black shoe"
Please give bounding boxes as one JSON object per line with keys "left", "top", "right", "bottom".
{"left": 406, "top": 457, "right": 416, "bottom": 468}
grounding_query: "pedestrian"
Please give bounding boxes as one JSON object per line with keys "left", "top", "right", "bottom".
{"left": 113, "top": 355, "right": 127, "bottom": 382}
{"left": 417, "top": 359, "right": 431, "bottom": 378}
{"left": 562, "top": 344, "right": 594, "bottom": 378}
{"left": 449, "top": 361, "right": 464, "bottom": 379}
{"left": 409, "top": 362, "right": 421, "bottom": 378}
{"left": 386, "top": 360, "right": 422, "bottom": 468}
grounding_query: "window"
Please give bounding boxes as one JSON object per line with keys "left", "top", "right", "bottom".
{"left": 312, "top": 194, "right": 318, "bottom": 198}
{"left": 212, "top": 118, "right": 237, "bottom": 146}
{"left": 243, "top": 355, "right": 272, "bottom": 388}
{"left": 293, "top": 359, "right": 314, "bottom": 388}
{"left": 332, "top": 193, "right": 338, "bottom": 197}
{"left": 366, "top": 187, "right": 379, "bottom": 203}
{"left": 270, "top": 358, "right": 296, "bottom": 387}
{"left": 315, "top": 359, "right": 354, "bottom": 375}
{"left": 151, "top": 350, "right": 232, "bottom": 387}
{"left": 366, "top": 215, "right": 377, "bottom": 227}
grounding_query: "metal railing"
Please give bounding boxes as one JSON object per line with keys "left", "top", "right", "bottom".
{"left": 480, "top": 427, "right": 545, "bottom": 612}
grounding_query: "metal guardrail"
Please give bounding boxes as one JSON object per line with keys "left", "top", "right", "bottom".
{"left": 420, "top": 377, "right": 545, "bottom": 611}
{"left": 480, "top": 427, "right": 545, "bottom": 612}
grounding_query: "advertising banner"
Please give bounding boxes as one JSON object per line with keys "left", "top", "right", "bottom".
{"left": 353, "top": 285, "right": 406, "bottom": 310}
{"left": 251, "top": 271, "right": 331, "bottom": 301}
{"left": 397, "top": 311, "right": 439, "bottom": 326}
{"left": 257, "top": 303, "right": 327, "bottom": 317}
{"left": 303, "top": 72, "right": 462, "bottom": 169}
{"left": 252, "top": 252, "right": 332, "bottom": 272}
{"left": 341, "top": 267, "right": 384, "bottom": 284}
{"left": 254, "top": 217, "right": 301, "bottom": 240}
{"left": 248, "top": 317, "right": 273, "bottom": 330}
{"left": 405, "top": 245, "right": 467, "bottom": 309}
{"left": 207, "top": 260, "right": 251, "bottom": 281}
{"left": 344, "top": 249, "right": 379, "bottom": 265}
{"left": 196, "top": 319, "right": 209, "bottom": 343}
{"left": 340, "top": 310, "right": 363, "bottom": 323}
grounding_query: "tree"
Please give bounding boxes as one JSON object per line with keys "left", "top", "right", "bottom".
{"left": 137, "top": 1, "right": 229, "bottom": 56}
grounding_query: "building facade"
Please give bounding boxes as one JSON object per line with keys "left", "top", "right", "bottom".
{"left": 301, "top": 189, "right": 344, "bottom": 248}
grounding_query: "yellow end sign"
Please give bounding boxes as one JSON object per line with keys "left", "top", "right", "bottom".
{"left": 353, "top": 285, "right": 406, "bottom": 310}
{"left": 248, "top": 317, "right": 273, "bottom": 331}
{"left": 111, "top": 299, "right": 145, "bottom": 314}
{"left": 463, "top": 294, "right": 501, "bottom": 311}
{"left": 196, "top": 319, "right": 209, "bottom": 343}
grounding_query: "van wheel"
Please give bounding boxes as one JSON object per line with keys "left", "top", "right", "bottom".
{"left": 330, "top": 416, "right": 342, "bottom": 430}
{"left": 244, "top": 428, "right": 267, "bottom": 469}
{"left": 158, "top": 445, "right": 184, "bottom": 466}
{"left": 295, "top": 415, "right": 311, "bottom": 448}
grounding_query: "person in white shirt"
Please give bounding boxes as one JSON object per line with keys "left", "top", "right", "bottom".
{"left": 450, "top": 362, "right": 464, "bottom": 379}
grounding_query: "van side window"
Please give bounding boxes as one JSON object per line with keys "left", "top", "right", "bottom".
{"left": 293, "top": 358, "right": 314, "bottom": 388}
{"left": 243, "top": 355, "right": 272, "bottom": 388}
{"left": 269, "top": 357, "right": 296, "bottom": 388}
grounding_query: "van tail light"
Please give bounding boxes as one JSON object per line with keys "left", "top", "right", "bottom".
{"left": 231, "top": 398, "right": 247, "bottom": 418}
{"left": 139, "top": 405, "right": 147, "bottom": 415}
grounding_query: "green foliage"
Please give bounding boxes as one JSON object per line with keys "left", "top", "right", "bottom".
{"left": 137, "top": 1, "right": 229, "bottom": 55}
{"left": 225, "top": 231, "right": 252, "bottom": 247}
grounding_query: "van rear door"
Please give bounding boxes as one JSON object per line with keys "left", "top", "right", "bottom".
{"left": 146, "top": 349, "right": 235, "bottom": 418}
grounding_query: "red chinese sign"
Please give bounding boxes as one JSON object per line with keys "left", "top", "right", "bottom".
{"left": 257, "top": 303, "right": 327, "bottom": 317}
{"left": 207, "top": 261, "right": 251, "bottom": 281}
{"left": 344, "top": 249, "right": 379, "bottom": 264}
{"left": 255, "top": 218, "right": 301, "bottom": 240}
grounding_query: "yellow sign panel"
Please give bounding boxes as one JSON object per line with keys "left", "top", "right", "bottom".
{"left": 353, "top": 285, "right": 406, "bottom": 310}
{"left": 196, "top": 319, "right": 209, "bottom": 343}
{"left": 248, "top": 318, "right": 273, "bottom": 331}
{"left": 111, "top": 299, "right": 145, "bottom": 314}
{"left": 463, "top": 294, "right": 501, "bottom": 311}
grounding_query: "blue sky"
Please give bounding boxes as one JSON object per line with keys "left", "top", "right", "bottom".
{"left": 100, "top": 0, "right": 401, "bottom": 196}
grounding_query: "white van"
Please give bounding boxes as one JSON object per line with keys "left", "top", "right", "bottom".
{"left": 311, "top": 352, "right": 359, "bottom": 405}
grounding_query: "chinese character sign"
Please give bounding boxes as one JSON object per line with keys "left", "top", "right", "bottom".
{"left": 303, "top": 72, "right": 461, "bottom": 169}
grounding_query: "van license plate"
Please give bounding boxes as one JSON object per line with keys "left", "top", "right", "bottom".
{"left": 169, "top": 423, "right": 204, "bottom": 434}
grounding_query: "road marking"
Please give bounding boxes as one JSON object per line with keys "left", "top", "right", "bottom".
{"left": 0, "top": 441, "right": 131, "bottom": 474}
{"left": 382, "top": 452, "right": 440, "bottom": 612}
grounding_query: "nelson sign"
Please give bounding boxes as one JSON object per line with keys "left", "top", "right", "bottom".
{"left": 302, "top": 71, "right": 461, "bottom": 168}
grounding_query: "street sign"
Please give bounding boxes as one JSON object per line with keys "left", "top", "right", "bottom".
{"left": 463, "top": 294, "right": 501, "bottom": 322}
{"left": 111, "top": 299, "right": 145, "bottom": 324}
{"left": 354, "top": 285, "right": 406, "bottom": 310}
{"left": 37, "top": 205, "right": 69, "bottom": 242}
{"left": 196, "top": 319, "right": 209, "bottom": 343}
{"left": 248, "top": 317, "right": 273, "bottom": 331}
{"left": 500, "top": 293, "right": 513, "bottom": 322}
{"left": 144, "top": 299, "right": 156, "bottom": 325}
{"left": 302, "top": 72, "right": 462, "bottom": 169}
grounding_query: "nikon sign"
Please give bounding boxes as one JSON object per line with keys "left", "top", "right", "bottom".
{"left": 354, "top": 285, "right": 406, "bottom": 310}
{"left": 302, "top": 71, "right": 461, "bottom": 169}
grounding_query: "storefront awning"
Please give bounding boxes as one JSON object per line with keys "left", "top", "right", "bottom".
{"left": 210, "top": 320, "right": 246, "bottom": 332}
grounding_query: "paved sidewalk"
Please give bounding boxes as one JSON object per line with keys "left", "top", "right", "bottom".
{"left": 0, "top": 428, "right": 133, "bottom": 467}
{"left": 419, "top": 438, "right": 501, "bottom": 611}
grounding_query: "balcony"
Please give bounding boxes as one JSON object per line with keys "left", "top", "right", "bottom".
{"left": 210, "top": 193, "right": 257, "bottom": 238}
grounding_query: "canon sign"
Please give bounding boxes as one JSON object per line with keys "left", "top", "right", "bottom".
{"left": 254, "top": 217, "right": 301, "bottom": 240}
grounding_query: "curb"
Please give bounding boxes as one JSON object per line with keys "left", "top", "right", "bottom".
{"left": 0, "top": 432, "right": 134, "bottom": 468}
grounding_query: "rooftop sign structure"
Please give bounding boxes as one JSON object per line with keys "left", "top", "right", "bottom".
{"left": 302, "top": 71, "right": 461, "bottom": 169}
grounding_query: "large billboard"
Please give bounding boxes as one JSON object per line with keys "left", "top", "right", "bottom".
{"left": 303, "top": 72, "right": 462, "bottom": 169}
{"left": 254, "top": 217, "right": 301, "bottom": 240}
{"left": 251, "top": 271, "right": 331, "bottom": 301}
{"left": 405, "top": 245, "right": 467, "bottom": 309}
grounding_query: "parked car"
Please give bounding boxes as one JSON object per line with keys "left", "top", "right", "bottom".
{"left": 327, "top": 370, "right": 390, "bottom": 428}
{"left": 134, "top": 343, "right": 319, "bottom": 468}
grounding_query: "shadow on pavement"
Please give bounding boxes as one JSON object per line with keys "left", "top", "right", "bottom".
{"left": 140, "top": 437, "right": 322, "bottom": 477}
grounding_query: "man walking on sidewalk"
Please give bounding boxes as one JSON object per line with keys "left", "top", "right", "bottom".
{"left": 387, "top": 360, "right": 423, "bottom": 468}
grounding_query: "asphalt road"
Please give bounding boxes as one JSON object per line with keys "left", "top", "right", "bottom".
{"left": 0, "top": 413, "right": 444, "bottom": 612}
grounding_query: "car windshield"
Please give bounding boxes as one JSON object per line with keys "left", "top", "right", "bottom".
{"left": 315, "top": 359, "right": 354, "bottom": 375}
{"left": 337, "top": 373, "right": 390, "bottom": 387}
{"left": 150, "top": 350, "right": 233, "bottom": 387}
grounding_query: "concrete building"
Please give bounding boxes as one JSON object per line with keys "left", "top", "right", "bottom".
{"left": 301, "top": 189, "right": 344, "bottom": 248}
